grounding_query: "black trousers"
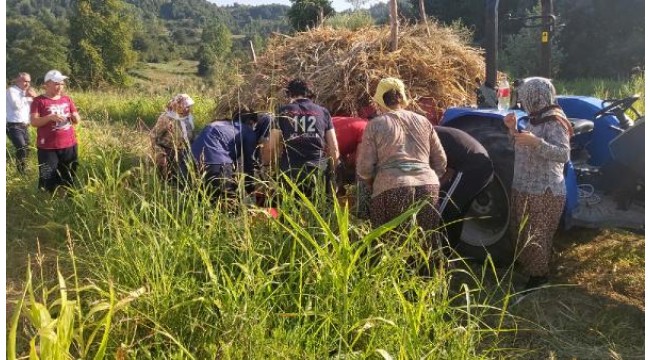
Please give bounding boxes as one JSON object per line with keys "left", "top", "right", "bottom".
{"left": 439, "top": 167, "right": 493, "bottom": 249}
{"left": 37, "top": 145, "right": 78, "bottom": 192}
{"left": 6, "top": 123, "right": 30, "bottom": 174}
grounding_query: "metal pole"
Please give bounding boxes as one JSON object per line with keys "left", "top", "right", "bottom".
{"left": 540, "top": 0, "right": 552, "bottom": 77}
{"left": 484, "top": 0, "right": 499, "bottom": 87}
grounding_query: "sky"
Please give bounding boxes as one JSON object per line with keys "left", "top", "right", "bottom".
{"left": 208, "top": 0, "right": 384, "bottom": 13}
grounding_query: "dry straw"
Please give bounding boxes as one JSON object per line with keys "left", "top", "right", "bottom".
{"left": 216, "top": 23, "right": 485, "bottom": 118}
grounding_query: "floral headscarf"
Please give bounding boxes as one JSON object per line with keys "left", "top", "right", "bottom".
{"left": 166, "top": 93, "right": 195, "bottom": 117}
{"left": 518, "top": 77, "right": 573, "bottom": 135}
{"left": 517, "top": 77, "right": 557, "bottom": 114}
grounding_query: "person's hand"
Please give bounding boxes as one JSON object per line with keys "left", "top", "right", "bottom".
{"left": 49, "top": 114, "right": 67, "bottom": 123}
{"left": 26, "top": 88, "right": 37, "bottom": 98}
{"left": 503, "top": 112, "right": 517, "bottom": 135}
{"left": 513, "top": 131, "right": 541, "bottom": 147}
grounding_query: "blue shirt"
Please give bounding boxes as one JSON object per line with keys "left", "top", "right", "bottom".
{"left": 191, "top": 120, "right": 258, "bottom": 183}
{"left": 275, "top": 98, "right": 333, "bottom": 170}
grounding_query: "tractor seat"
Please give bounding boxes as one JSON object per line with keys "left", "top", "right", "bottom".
{"left": 568, "top": 118, "right": 594, "bottom": 135}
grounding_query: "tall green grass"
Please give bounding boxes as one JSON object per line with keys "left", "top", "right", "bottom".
{"left": 555, "top": 74, "right": 645, "bottom": 116}
{"left": 10, "top": 75, "right": 644, "bottom": 358}
{"left": 42, "top": 153, "right": 516, "bottom": 357}
{"left": 7, "top": 118, "right": 519, "bottom": 357}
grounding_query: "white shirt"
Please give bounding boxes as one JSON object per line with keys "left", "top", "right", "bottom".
{"left": 6, "top": 85, "right": 33, "bottom": 124}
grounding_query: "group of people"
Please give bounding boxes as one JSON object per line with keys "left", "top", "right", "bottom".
{"left": 7, "top": 70, "right": 571, "bottom": 291}
{"left": 6, "top": 70, "right": 81, "bottom": 192}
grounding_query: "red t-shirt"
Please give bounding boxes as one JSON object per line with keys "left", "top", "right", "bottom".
{"left": 332, "top": 117, "right": 368, "bottom": 166}
{"left": 30, "top": 95, "right": 78, "bottom": 149}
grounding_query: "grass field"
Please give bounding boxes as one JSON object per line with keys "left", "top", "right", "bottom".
{"left": 5, "top": 66, "right": 645, "bottom": 359}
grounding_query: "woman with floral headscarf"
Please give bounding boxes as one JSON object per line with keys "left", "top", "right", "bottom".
{"left": 356, "top": 77, "right": 447, "bottom": 249}
{"left": 150, "top": 93, "right": 196, "bottom": 183}
{"left": 503, "top": 77, "right": 572, "bottom": 291}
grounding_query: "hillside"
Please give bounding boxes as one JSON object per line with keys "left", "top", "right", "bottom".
{"left": 6, "top": 0, "right": 291, "bottom": 63}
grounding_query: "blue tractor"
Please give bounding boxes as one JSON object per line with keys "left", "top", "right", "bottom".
{"left": 440, "top": 94, "right": 644, "bottom": 263}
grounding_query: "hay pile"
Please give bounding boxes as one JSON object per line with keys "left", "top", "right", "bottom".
{"left": 217, "top": 23, "right": 485, "bottom": 117}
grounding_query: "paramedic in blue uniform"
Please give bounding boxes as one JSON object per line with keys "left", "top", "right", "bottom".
{"left": 191, "top": 107, "right": 259, "bottom": 200}
{"left": 268, "top": 78, "right": 339, "bottom": 197}
{"left": 435, "top": 126, "right": 494, "bottom": 250}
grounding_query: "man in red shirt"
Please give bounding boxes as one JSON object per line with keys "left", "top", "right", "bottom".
{"left": 30, "top": 70, "right": 81, "bottom": 192}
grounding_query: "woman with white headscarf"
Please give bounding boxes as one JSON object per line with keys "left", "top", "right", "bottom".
{"left": 150, "top": 93, "right": 196, "bottom": 183}
{"left": 503, "top": 77, "right": 572, "bottom": 290}
{"left": 356, "top": 77, "right": 447, "bottom": 247}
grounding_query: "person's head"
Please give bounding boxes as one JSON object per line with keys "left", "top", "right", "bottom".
{"left": 13, "top": 72, "right": 31, "bottom": 91}
{"left": 286, "top": 78, "right": 314, "bottom": 99}
{"left": 43, "top": 70, "right": 68, "bottom": 97}
{"left": 231, "top": 106, "right": 257, "bottom": 125}
{"left": 517, "top": 77, "right": 557, "bottom": 114}
{"left": 167, "top": 94, "right": 194, "bottom": 117}
{"left": 373, "top": 77, "right": 409, "bottom": 111}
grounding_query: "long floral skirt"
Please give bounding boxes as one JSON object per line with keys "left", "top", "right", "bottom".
{"left": 510, "top": 189, "right": 565, "bottom": 277}
{"left": 370, "top": 184, "right": 440, "bottom": 248}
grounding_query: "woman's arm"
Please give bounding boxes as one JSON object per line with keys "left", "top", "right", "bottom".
{"left": 324, "top": 128, "right": 340, "bottom": 163}
{"left": 355, "top": 123, "right": 377, "bottom": 183}
{"left": 429, "top": 129, "right": 447, "bottom": 178}
{"left": 514, "top": 120, "right": 570, "bottom": 163}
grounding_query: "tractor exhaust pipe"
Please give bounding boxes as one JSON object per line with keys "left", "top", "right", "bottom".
{"left": 484, "top": 0, "right": 499, "bottom": 87}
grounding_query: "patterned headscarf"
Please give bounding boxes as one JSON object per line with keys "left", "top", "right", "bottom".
{"left": 517, "top": 77, "right": 557, "bottom": 114}
{"left": 518, "top": 77, "right": 573, "bottom": 135}
{"left": 166, "top": 93, "right": 195, "bottom": 117}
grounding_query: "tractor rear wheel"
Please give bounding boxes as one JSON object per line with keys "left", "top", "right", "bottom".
{"left": 445, "top": 116, "right": 515, "bottom": 265}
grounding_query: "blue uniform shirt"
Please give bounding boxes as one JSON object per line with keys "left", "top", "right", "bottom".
{"left": 275, "top": 98, "right": 333, "bottom": 170}
{"left": 191, "top": 120, "right": 258, "bottom": 183}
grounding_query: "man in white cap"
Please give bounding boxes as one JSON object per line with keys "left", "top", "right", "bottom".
{"left": 30, "top": 70, "right": 81, "bottom": 192}
{"left": 6, "top": 72, "right": 37, "bottom": 174}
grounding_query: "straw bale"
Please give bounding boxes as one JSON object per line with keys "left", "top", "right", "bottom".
{"left": 216, "top": 23, "right": 485, "bottom": 117}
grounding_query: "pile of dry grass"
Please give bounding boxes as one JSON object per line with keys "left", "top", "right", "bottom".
{"left": 216, "top": 23, "right": 485, "bottom": 117}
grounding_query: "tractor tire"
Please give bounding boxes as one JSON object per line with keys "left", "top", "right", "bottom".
{"left": 444, "top": 116, "right": 515, "bottom": 266}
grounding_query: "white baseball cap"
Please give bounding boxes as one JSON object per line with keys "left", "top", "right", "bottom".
{"left": 44, "top": 70, "right": 69, "bottom": 83}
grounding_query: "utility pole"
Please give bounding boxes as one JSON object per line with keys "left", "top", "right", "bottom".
{"left": 389, "top": 0, "right": 398, "bottom": 51}
{"left": 540, "top": 0, "right": 553, "bottom": 77}
{"left": 484, "top": 0, "right": 499, "bottom": 87}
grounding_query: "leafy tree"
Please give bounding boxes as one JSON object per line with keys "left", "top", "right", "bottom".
{"left": 287, "top": 0, "right": 335, "bottom": 31}
{"left": 6, "top": 18, "right": 70, "bottom": 83}
{"left": 68, "top": 0, "right": 137, "bottom": 87}
{"left": 499, "top": 4, "right": 565, "bottom": 79}
{"left": 196, "top": 21, "right": 233, "bottom": 77}
{"left": 556, "top": 0, "right": 644, "bottom": 78}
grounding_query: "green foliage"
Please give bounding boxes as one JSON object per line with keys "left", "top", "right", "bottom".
{"left": 287, "top": 0, "right": 335, "bottom": 31}
{"left": 499, "top": 4, "right": 566, "bottom": 79}
{"left": 68, "top": 0, "right": 137, "bottom": 87}
{"left": 556, "top": 0, "right": 644, "bottom": 79}
{"left": 196, "top": 21, "right": 233, "bottom": 77}
{"left": 6, "top": 246, "right": 139, "bottom": 360}
{"left": 6, "top": 18, "right": 70, "bottom": 83}
{"left": 323, "top": 11, "right": 374, "bottom": 30}
{"left": 555, "top": 74, "right": 645, "bottom": 116}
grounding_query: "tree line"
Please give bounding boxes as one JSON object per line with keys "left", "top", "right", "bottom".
{"left": 6, "top": 0, "right": 644, "bottom": 87}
